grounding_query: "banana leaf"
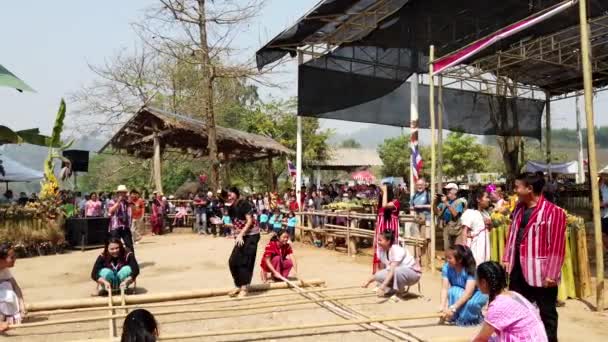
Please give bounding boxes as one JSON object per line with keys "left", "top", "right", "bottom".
{"left": 0, "top": 64, "right": 35, "bottom": 92}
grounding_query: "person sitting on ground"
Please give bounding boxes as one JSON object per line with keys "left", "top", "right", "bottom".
{"left": 91, "top": 238, "right": 139, "bottom": 294}
{"left": 286, "top": 211, "right": 297, "bottom": 240}
{"left": 471, "top": 261, "right": 548, "bottom": 342}
{"left": 362, "top": 229, "right": 421, "bottom": 297}
{"left": 0, "top": 243, "right": 26, "bottom": 324}
{"left": 121, "top": 308, "right": 158, "bottom": 342}
{"left": 440, "top": 244, "right": 488, "bottom": 326}
{"left": 260, "top": 229, "right": 298, "bottom": 283}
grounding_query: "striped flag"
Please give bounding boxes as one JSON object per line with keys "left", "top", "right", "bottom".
{"left": 287, "top": 159, "right": 296, "bottom": 178}
{"left": 410, "top": 124, "right": 423, "bottom": 182}
{"left": 432, "top": 0, "right": 576, "bottom": 75}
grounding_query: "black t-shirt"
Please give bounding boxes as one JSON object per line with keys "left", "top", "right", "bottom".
{"left": 229, "top": 199, "right": 253, "bottom": 221}
{"left": 513, "top": 206, "right": 534, "bottom": 269}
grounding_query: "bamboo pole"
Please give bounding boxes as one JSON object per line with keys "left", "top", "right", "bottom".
{"left": 108, "top": 290, "right": 115, "bottom": 338}
{"left": 69, "top": 312, "right": 442, "bottom": 342}
{"left": 318, "top": 290, "right": 423, "bottom": 341}
{"left": 429, "top": 45, "right": 437, "bottom": 273}
{"left": 29, "top": 285, "right": 358, "bottom": 318}
{"left": 25, "top": 279, "right": 325, "bottom": 312}
{"left": 437, "top": 74, "right": 444, "bottom": 190}
{"left": 283, "top": 279, "right": 418, "bottom": 342}
{"left": 11, "top": 293, "right": 377, "bottom": 330}
{"left": 578, "top": 0, "right": 604, "bottom": 311}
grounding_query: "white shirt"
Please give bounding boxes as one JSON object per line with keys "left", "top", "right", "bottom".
{"left": 460, "top": 209, "right": 486, "bottom": 237}
{"left": 377, "top": 245, "right": 416, "bottom": 269}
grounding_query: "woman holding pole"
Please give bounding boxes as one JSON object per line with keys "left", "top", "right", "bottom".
{"left": 227, "top": 187, "right": 259, "bottom": 298}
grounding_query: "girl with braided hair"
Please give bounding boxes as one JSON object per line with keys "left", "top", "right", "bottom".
{"left": 472, "top": 261, "right": 547, "bottom": 342}
{"left": 440, "top": 244, "right": 488, "bottom": 326}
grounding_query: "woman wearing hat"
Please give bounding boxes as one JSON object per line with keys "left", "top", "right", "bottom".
{"left": 108, "top": 185, "right": 135, "bottom": 252}
{"left": 227, "top": 187, "right": 259, "bottom": 298}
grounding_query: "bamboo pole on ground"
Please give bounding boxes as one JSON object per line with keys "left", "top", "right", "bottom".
{"left": 318, "top": 290, "right": 423, "bottom": 342}
{"left": 69, "top": 312, "right": 442, "bottom": 342}
{"left": 29, "top": 285, "right": 357, "bottom": 318}
{"left": 578, "top": 0, "right": 604, "bottom": 311}
{"left": 429, "top": 45, "right": 437, "bottom": 273}
{"left": 10, "top": 293, "right": 378, "bottom": 330}
{"left": 25, "top": 279, "right": 325, "bottom": 312}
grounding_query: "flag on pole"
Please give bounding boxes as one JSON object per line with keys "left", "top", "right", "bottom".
{"left": 410, "top": 124, "right": 423, "bottom": 182}
{"left": 432, "top": 0, "right": 576, "bottom": 75}
{"left": 287, "top": 159, "right": 297, "bottom": 178}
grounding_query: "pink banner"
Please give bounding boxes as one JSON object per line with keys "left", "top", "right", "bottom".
{"left": 432, "top": 0, "right": 576, "bottom": 75}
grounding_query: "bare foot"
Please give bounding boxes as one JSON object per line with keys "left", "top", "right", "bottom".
{"left": 227, "top": 288, "right": 240, "bottom": 297}
{"left": 237, "top": 289, "right": 248, "bottom": 298}
{"left": 0, "top": 321, "right": 8, "bottom": 332}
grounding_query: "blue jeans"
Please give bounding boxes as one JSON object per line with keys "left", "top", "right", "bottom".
{"left": 194, "top": 209, "right": 207, "bottom": 233}
{"left": 99, "top": 266, "right": 132, "bottom": 289}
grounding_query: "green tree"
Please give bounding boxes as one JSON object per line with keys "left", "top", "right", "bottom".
{"left": 442, "top": 132, "right": 489, "bottom": 179}
{"left": 339, "top": 138, "right": 362, "bottom": 148}
{"left": 378, "top": 136, "right": 409, "bottom": 179}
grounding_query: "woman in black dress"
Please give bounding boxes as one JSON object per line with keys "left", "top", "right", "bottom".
{"left": 227, "top": 187, "right": 260, "bottom": 298}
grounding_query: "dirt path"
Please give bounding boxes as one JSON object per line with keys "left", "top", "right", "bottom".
{"left": 6, "top": 232, "right": 608, "bottom": 341}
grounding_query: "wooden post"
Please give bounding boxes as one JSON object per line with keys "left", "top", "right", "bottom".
{"left": 152, "top": 132, "right": 163, "bottom": 194}
{"left": 578, "top": 0, "right": 604, "bottom": 311}
{"left": 346, "top": 212, "right": 351, "bottom": 257}
{"left": 545, "top": 91, "right": 552, "bottom": 178}
{"left": 429, "top": 45, "right": 437, "bottom": 273}
{"left": 437, "top": 75, "right": 444, "bottom": 189}
{"left": 267, "top": 156, "right": 275, "bottom": 192}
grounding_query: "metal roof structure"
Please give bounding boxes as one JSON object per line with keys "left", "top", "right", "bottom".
{"left": 310, "top": 148, "right": 383, "bottom": 170}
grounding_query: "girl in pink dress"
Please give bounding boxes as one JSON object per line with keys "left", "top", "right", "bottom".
{"left": 472, "top": 261, "right": 548, "bottom": 342}
{"left": 373, "top": 185, "right": 399, "bottom": 273}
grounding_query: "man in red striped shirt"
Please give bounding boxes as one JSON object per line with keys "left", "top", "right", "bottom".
{"left": 503, "top": 173, "right": 566, "bottom": 342}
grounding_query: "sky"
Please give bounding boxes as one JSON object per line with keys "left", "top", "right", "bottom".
{"left": 0, "top": 0, "right": 606, "bottom": 141}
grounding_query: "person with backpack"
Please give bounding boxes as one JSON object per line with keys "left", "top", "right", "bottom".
{"left": 434, "top": 183, "right": 466, "bottom": 253}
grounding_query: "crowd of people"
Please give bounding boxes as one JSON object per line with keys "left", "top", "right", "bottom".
{"left": 0, "top": 171, "right": 582, "bottom": 341}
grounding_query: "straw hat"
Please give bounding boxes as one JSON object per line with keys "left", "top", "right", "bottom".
{"left": 115, "top": 185, "right": 128, "bottom": 193}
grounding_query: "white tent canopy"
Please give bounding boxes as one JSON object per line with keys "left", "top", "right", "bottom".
{"left": 524, "top": 160, "right": 579, "bottom": 175}
{"left": 0, "top": 155, "right": 43, "bottom": 182}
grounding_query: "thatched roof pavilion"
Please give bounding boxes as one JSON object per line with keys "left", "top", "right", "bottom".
{"left": 100, "top": 106, "right": 293, "bottom": 192}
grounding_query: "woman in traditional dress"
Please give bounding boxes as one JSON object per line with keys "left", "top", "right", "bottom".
{"left": 472, "top": 261, "right": 548, "bottom": 342}
{"left": 0, "top": 243, "right": 26, "bottom": 324}
{"left": 373, "top": 185, "right": 399, "bottom": 272}
{"left": 260, "top": 229, "right": 298, "bottom": 283}
{"left": 91, "top": 238, "right": 139, "bottom": 293}
{"left": 363, "top": 229, "right": 421, "bottom": 297}
{"left": 227, "top": 187, "right": 260, "bottom": 298}
{"left": 150, "top": 192, "right": 163, "bottom": 236}
{"left": 440, "top": 244, "right": 488, "bottom": 326}
{"left": 461, "top": 187, "right": 492, "bottom": 265}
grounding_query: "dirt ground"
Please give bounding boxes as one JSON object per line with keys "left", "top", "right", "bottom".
{"left": 6, "top": 231, "right": 608, "bottom": 341}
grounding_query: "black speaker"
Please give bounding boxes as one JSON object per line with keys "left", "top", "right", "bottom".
{"left": 63, "top": 150, "right": 89, "bottom": 172}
